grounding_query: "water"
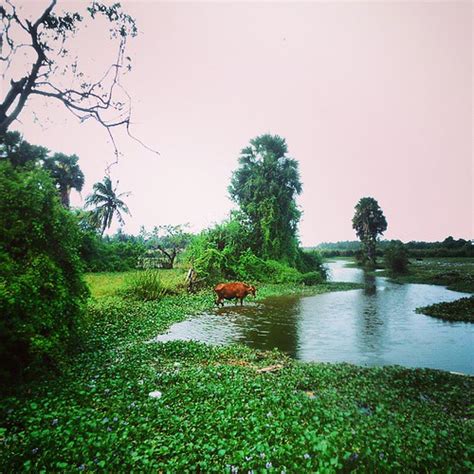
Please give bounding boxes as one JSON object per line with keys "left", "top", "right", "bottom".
{"left": 152, "top": 261, "right": 474, "bottom": 374}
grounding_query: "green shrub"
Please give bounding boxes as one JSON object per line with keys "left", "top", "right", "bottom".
{"left": 232, "top": 251, "right": 306, "bottom": 284}
{"left": 185, "top": 222, "right": 327, "bottom": 286}
{"left": 234, "top": 250, "right": 270, "bottom": 282}
{"left": 264, "top": 259, "right": 302, "bottom": 283}
{"left": 296, "top": 249, "right": 328, "bottom": 279}
{"left": 384, "top": 242, "right": 409, "bottom": 274}
{"left": 79, "top": 230, "right": 146, "bottom": 272}
{"left": 121, "top": 270, "right": 168, "bottom": 301}
{"left": 301, "top": 271, "right": 324, "bottom": 285}
{"left": 0, "top": 161, "right": 88, "bottom": 380}
{"left": 193, "top": 248, "right": 231, "bottom": 284}
{"left": 189, "top": 245, "right": 328, "bottom": 286}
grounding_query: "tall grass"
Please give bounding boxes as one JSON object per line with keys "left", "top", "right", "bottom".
{"left": 85, "top": 268, "right": 187, "bottom": 299}
{"left": 122, "top": 270, "right": 168, "bottom": 301}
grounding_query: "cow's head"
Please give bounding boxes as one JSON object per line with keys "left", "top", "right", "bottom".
{"left": 248, "top": 285, "right": 256, "bottom": 297}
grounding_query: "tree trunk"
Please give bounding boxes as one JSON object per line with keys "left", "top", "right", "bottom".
{"left": 367, "top": 239, "right": 376, "bottom": 267}
{"left": 60, "top": 186, "right": 70, "bottom": 208}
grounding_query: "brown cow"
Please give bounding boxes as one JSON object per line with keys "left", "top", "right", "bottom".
{"left": 214, "top": 282, "right": 256, "bottom": 307}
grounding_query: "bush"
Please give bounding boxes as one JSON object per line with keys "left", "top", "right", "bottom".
{"left": 0, "top": 162, "right": 88, "bottom": 380}
{"left": 233, "top": 250, "right": 270, "bottom": 282}
{"left": 300, "top": 271, "right": 324, "bottom": 285}
{"left": 295, "top": 249, "right": 328, "bottom": 279}
{"left": 121, "top": 270, "right": 168, "bottom": 301}
{"left": 264, "top": 259, "right": 303, "bottom": 283}
{"left": 193, "top": 248, "right": 232, "bottom": 284}
{"left": 79, "top": 230, "right": 146, "bottom": 272}
{"left": 384, "top": 242, "right": 409, "bottom": 274}
{"left": 185, "top": 222, "right": 328, "bottom": 286}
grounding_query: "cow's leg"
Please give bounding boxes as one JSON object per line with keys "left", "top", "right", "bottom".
{"left": 240, "top": 298, "right": 244, "bottom": 306}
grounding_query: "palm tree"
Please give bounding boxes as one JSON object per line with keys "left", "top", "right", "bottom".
{"left": 85, "top": 176, "right": 131, "bottom": 236}
{"left": 352, "top": 197, "right": 388, "bottom": 266}
{"left": 43, "top": 153, "right": 85, "bottom": 208}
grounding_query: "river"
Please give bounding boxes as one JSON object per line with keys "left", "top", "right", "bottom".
{"left": 152, "top": 261, "right": 474, "bottom": 374}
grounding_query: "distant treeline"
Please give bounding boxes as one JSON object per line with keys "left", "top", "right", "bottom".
{"left": 311, "top": 237, "right": 473, "bottom": 258}
{"left": 81, "top": 235, "right": 474, "bottom": 273}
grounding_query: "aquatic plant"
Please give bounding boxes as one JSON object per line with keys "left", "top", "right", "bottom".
{"left": 416, "top": 296, "right": 474, "bottom": 323}
{"left": 1, "top": 282, "right": 472, "bottom": 471}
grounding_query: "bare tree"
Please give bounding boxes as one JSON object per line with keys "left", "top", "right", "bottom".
{"left": 0, "top": 1, "right": 154, "bottom": 156}
{"left": 147, "top": 225, "right": 192, "bottom": 269}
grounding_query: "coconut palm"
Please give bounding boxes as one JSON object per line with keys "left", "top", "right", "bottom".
{"left": 85, "top": 176, "right": 131, "bottom": 236}
{"left": 43, "top": 153, "right": 85, "bottom": 208}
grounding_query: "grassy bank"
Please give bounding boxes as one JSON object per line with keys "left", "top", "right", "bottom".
{"left": 1, "top": 274, "right": 473, "bottom": 472}
{"left": 84, "top": 268, "right": 363, "bottom": 300}
{"left": 381, "top": 257, "right": 474, "bottom": 293}
{"left": 416, "top": 296, "right": 474, "bottom": 323}
{"left": 84, "top": 268, "right": 187, "bottom": 299}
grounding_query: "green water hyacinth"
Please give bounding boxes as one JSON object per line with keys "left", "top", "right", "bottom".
{"left": 1, "top": 282, "right": 473, "bottom": 471}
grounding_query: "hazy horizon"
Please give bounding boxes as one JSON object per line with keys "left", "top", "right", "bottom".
{"left": 13, "top": 0, "right": 473, "bottom": 245}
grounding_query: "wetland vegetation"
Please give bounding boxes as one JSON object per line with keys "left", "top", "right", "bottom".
{"left": 2, "top": 129, "right": 473, "bottom": 471}
{"left": 1, "top": 4, "right": 472, "bottom": 469}
{"left": 1, "top": 273, "right": 473, "bottom": 472}
{"left": 416, "top": 296, "right": 474, "bottom": 323}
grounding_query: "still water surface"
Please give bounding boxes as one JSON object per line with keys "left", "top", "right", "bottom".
{"left": 153, "top": 261, "right": 474, "bottom": 374}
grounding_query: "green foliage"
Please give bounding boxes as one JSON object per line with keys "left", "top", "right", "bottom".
{"left": 185, "top": 217, "right": 327, "bottom": 286}
{"left": 0, "top": 131, "right": 48, "bottom": 168}
{"left": 406, "top": 237, "right": 473, "bottom": 258}
{"left": 229, "top": 134, "right": 302, "bottom": 263}
{"left": 382, "top": 258, "right": 474, "bottom": 293}
{"left": 185, "top": 217, "right": 250, "bottom": 283}
{"left": 85, "top": 176, "right": 130, "bottom": 236}
{"left": 120, "top": 270, "right": 168, "bottom": 301}
{"left": 232, "top": 250, "right": 300, "bottom": 284}
{"left": 295, "top": 249, "right": 327, "bottom": 278}
{"left": 233, "top": 249, "right": 271, "bottom": 282}
{"left": 79, "top": 229, "right": 146, "bottom": 272}
{"left": 193, "top": 248, "right": 230, "bottom": 284}
{"left": 352, "top": 197, "right": 388, "bottom": 266}
{"left": 300, "top": 271, "right": 324, "bottom": 285}
{"left": 188, "top": 235, "right": 327, "bottom": 286}
{"left": 186, "top": 215, "right": 252, "bottom": 257}
{"left": 85, "top": 269, "right": 186, "bottom": 299}
{"left": 315, "top": 238, "right": 473, "bottom": 258}
{"left": 0, "top": 161, "right": 88, "bottom": 379}
{"left": 416, "top": 296, "right": 474, "bottom": 323}
{"left": 260, "top": 259, "right": 303, "bottom": 284}
{"left": 141, "top": 225, "right": 192, "bottom": 269}
{"left": 1, "top": 288, "right": 472, "bottom": 471}
{"left": 43, "top": 153, "right": 84, "bottom": 208}
{"left": 1, "top": 132, "right": 85, "bottom": 209}
{"left": 384, "top": 242, "right": 409, "bottom": 274}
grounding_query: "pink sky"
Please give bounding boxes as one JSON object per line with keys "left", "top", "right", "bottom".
{"left": 12, "top": 1, "right": 473, "bottom": 245}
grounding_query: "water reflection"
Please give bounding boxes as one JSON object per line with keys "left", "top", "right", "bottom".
{"left": 221, "top": 296, "right": 302, "bottom": 357}
{"left": 363, "top": 272, "right": 376, "bottom": 296}
{"left": 152, "top": 261, "right": 474, "bottom": 374}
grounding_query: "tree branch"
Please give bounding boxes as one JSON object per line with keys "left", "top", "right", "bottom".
{"left": 0, "top": 0, "right": 158, "bottom": 161}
